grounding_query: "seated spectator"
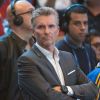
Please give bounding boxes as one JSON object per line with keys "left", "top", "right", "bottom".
{"left": 56, "top": 4, "right": 97, "bottom": 75}
{"left": 37, "top": 0, "right": 71, "bottom": 9}
{"left": 87, "top": 31, "right": 100, "bottom": 100}
{"left": 18, "top": 6, "right": 98, "bottom": 100}
{"left": 84, "top": 0, "right": 100, "bottom": 33}
{"left": 0, "top": 0, "right": 35, "bottom": 100}
{"left": 86, "top": 31, "right": 100, "bottom": 63}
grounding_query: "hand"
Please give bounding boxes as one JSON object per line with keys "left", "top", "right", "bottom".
{"left": 53, "top": 86, "right": 61, "bottom": 92}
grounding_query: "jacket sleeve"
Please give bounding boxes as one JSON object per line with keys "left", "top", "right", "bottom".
{"left": 70, "top": 67, "right": 99, "bottom": 100}
{"left": 60, "top": 51, "right": 98, "bottom": 100}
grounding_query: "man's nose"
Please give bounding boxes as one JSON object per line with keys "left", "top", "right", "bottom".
{"left": 44, "top": 27, "right": 50, "bottom": 34}
{"left": 81, "top": 23, "right": 86, "bottom": 30}
{"left": 80, "top": 23, "right": 88, "bottom": 32}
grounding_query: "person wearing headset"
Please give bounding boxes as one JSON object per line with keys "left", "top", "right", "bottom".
{"left": 56, "top": 4, "right": 97, "bottom": 75}
{"left": 0, "top": 0, "right": 35, "bottom": 100}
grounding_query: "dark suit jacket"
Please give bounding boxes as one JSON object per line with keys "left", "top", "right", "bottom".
{"left": 18, "top": 45, "right": 98, "bottom": 100}
{"left": 0, "top": 33, "right": 26, "bottom": 100}
{"left": 56, "top": 36, "right": 97, "bottom": 75}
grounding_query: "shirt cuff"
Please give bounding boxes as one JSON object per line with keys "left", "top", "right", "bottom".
{"left": 66, "top": 86, "right": 74, "bottom": 96}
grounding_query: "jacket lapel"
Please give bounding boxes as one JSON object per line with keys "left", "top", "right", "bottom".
{"left": 32, "top": 45, "right": 61, "bottom": 84}
{"left": 59, "top": 52, "right": 68, "bottom": 85}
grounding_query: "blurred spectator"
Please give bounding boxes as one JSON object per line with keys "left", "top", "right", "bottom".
{"left": 26, "top": 0, "right": 38, "bottom": 7}
{"left": 84, "top": 0, "right": 100, "bottom": 33}
{"left": 2, "top": 19, "right": 12, "bottom": 36}
{"left": 86, "top": 31, "right": 100, "bottom": 63}
{"left": 86, "top": 30, "right": 100, "bottom": 100}
{"left": 0, "top": 0, "right": 10, "bottom": 18}
{"left": 37, "top": 0, "right": 71, "bottom": 9}
{"left": 0, "top": 1, "right": 35, "bottom": 100}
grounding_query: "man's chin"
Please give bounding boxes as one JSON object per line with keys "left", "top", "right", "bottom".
{"left": 80, "top": 37, "right": 85, "bottom": 42}
{"left": 43, "top": 42, "right": 53, "bottom": 46}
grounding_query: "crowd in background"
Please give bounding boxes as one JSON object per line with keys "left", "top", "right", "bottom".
{"left": 0, "top": 0, "right": 100, "bottom": 100}
{"left": 0, "top": 0, "right": 83, "bottom": 36}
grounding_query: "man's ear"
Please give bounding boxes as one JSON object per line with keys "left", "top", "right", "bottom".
{"left": 33, "top": 30, "right": 37, "bottom": 39}
{"left": 32, "top": 35, "right": 36, "bottom": 43}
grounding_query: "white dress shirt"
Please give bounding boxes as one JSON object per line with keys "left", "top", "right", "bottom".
{"left": 35, "top": 43, "right": 74, "bottom": 97}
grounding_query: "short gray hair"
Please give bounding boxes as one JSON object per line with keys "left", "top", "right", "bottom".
{"left": 31, "top": 7, "right": 59, "bottom": 28}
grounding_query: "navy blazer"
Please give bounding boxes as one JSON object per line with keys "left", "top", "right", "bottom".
{"left": 18, "top": 45, "right": 98, "bottom": 100}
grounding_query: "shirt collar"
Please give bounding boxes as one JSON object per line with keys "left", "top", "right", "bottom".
{"left": 35, "top": 42, "right": 59, "bottom": 60}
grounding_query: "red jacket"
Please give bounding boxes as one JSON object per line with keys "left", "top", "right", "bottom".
{"left": 0, "top": 0, "right": 10, "bottom": 36}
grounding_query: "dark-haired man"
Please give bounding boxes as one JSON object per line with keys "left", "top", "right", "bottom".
{"left": 56, "top": 4, "right": 97, "bottom": 74}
